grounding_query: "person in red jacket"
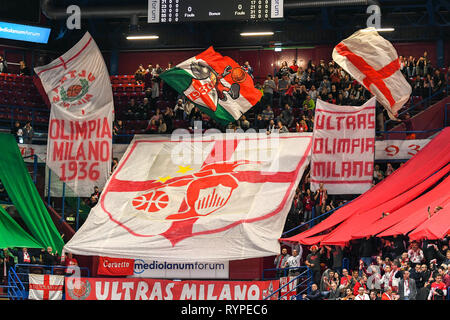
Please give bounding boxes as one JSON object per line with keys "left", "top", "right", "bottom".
{"left": 428, "top": 274, "right": 447, "bottom": 300}
{"left": 353, "top": 274, "right": 368, "bottom": 296}
{"left": 381, "top": 286, "right": 399, "bottom": 300}
{"left": 302, "top": 189, "right": 314, "bottom": 222}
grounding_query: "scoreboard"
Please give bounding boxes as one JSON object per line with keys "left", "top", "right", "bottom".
{"left": 148, "top": 0, "right": 284, "bottom": 23}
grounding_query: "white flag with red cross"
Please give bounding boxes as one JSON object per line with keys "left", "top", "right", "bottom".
{"left": 28, "top": 274, "right": 64, "bottom": 300}
{"left": 332, "top": 27, "right": 412, "bottom": 119}
{"left": 64, "top": 133, "right": 312, "bottom": 261}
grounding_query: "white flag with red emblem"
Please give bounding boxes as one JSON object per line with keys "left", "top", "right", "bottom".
{"left": 28, "top": 274, "right": 64, "bottom": 300}
{"left": 34, "top": 32, "right": 114, "bottom": 196}
{"left": 64, "top": 133, "right": 312, "bottom": 261}
{"left": 332, "top": 27, "right": 412, "bottom": 119}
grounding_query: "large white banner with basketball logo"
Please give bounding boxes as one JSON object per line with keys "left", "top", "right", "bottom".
{"left": 34, "top": 32, "right": 114, "bottom": 196}
{"left": 64, "top": 133, "right": 312, "bottom": 261}
{"left": 310, "top": 98, "right": 376, "bottom": 195}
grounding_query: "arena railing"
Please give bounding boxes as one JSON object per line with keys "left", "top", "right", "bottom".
{"left": 4, "top": 267, "right": 27, "bottom": 300}
{"left": 262, "top": 267, "right": 312, "bottom": 300}
{"left": 10, "top": 263, "right": 91, "bottom": 300}
{"left": 384, "top": 83, "right": 449, "bottom": 132}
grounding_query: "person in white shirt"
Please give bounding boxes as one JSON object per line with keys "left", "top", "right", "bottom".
{"left": 408, "top": 241, "right": 424, "bottom": 265}
{"left": 381, "top": 264, "right": 400, "bottom": 291}
{"left": 354, "top": 286, "right": 370, "bottom": 300}
{"left": 285, "top": 249, "right": 301, "bottom": 276}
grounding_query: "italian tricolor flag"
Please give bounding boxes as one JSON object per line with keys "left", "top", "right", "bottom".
{"left": 160, "top": 47, "right": 262, "bottom": 125}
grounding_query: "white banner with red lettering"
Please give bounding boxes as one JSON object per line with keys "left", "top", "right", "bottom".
{"left": 310, "top": 98, "right": 376, "bottom": 194}
{"left": 375, "top": 139, "right": 430, "bottom": 160}
{"left": 28, "top": 274, "right": 64, "bottom": 300}
{"left": 64, "top": 133, "right": 312, "bottom": 261}
{"left": 34, "top": 32, "right": 114, "bottom": 197}
{"left": 65, "top": 277, "right": 279, "bottom": 300}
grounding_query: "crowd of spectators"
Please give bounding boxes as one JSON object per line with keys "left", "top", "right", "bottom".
{"left": 0, "top": 246, "right": 78, "bottom": 284}
{"left": 275, "top": 154, "right": 450, "bottom": 301}
{"left": 10, "top": 121, "right": 34, "bottom": 144}
{"left": 275, "top": 235, "right": 450, "bottom": 300}
{"left": 110, "top": 51, "right": 447, "bottom": 141}
{"left": 1, "top": 51, "right": 448, "bottom": 301}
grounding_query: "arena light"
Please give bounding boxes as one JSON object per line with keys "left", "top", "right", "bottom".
{"left": 240, "top": 31, "right": 274, "bottom": 37}
{"left": 274, "top": 47, "right": 282, "bottom": 52}
{"left": 362, "top": 27, "right": 395, "bottom": 32}
{"left": 375, "top": 28, "right": 395, "bottom": 32}
{"left": 126, "top": 35, "right": 159, "bottom": 40}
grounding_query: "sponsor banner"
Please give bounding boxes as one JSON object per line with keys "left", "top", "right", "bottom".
{"left": 133, "top": 259, "right": 229, "bottom": 279}
{"left": 28, "top": 274, "right": 64, "bottom": 300}
{"left": 375, "top": 139, "right": 430, "bottom": 160}
{"left": 147, "top": 0, "right": 160, "bottom": 23}
{"left": 65, "top": 277, "right": 279, "bottom": 300}
{"left": 271, "top": 0, "right": 284, "bottom": 19}
{"left": 97, "top": 257, "right": 135, "bottom": 276}
{"left": 34, "top": 32, "right": 114, "bottom": 197}
{"left": 311, "top": 98, "right": 376, "bottom": 194}
{"left": 0, "top": 21, "right": 51, "bottom": 44}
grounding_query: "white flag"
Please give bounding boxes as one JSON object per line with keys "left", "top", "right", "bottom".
{"left": 310, "top": 98, "right": 376, "bottom": 195}
{"left": 332, "top": 27, "right": 412, "bottom": 119}
{"left": 34, "top": 32, "right": 114, "bottom": 196}
{"left": 28, "top": 274, "right": 64, "bottom": 300}
{"left": 64, "top": 133, "right": 312, "bottom": 261}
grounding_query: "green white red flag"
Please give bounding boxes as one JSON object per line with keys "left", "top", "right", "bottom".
{"left": 160, "top": 47, "right": 262, "bottom": 125}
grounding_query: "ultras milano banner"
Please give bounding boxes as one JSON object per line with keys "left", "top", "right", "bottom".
{"left": 65, "top": 277, "right": 279, "bottom": 300}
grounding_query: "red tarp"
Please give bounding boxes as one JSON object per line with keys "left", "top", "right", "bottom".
{"left": 281, "top": 127, "right": 450, "bottom": 245}
{"left": 321, "top": 167, "right": 450, "bottom": 245}
{"left": 351, "top": 169, "right": 450, "bottom": 239}
{"left": 408, "top": 206, "right": 450, "bottom": 240}
{"left": 376, "top": 179, "right": 450, "bottom": 237}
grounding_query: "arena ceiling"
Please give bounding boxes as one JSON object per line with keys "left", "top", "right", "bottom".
{"left": 2, "top": 0, "right": 450, "bottom": 52}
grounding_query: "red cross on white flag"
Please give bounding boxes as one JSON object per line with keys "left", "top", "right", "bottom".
{"left": 332, "top": 27, "right": 412, "bottom": 119}
{"left": 28, "top": 274, "right": 64, "bottom": 300}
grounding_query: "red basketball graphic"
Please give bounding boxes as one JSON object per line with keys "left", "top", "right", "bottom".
{"left": 230, "top": 67, "right": 246, "bottom": 83}
{"left": 66, "top": 84, "right": 83, "bottom": 97}
{"left": 132, "top": 190, "right": 169, "bottom": 213}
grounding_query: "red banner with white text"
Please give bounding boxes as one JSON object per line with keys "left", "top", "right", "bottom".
{"left": 310, "top": 97, "right": 376, "bottom": 194}
{"left": 65, "top": 277, "right": 279, "bottom": 300}
{"left": 97, "top": 257, "right": 135, "bottom": 276}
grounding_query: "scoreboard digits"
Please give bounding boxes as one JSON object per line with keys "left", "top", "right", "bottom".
{"left": 148, "top": 0, "right": 283, "bottom": 23}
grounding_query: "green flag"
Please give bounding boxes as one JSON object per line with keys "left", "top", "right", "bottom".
{"left": 0, "top": 205, "right": 43, "bottom": 249}
{"left": 0, "top": 133, "right": 64, "bottom": 253}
